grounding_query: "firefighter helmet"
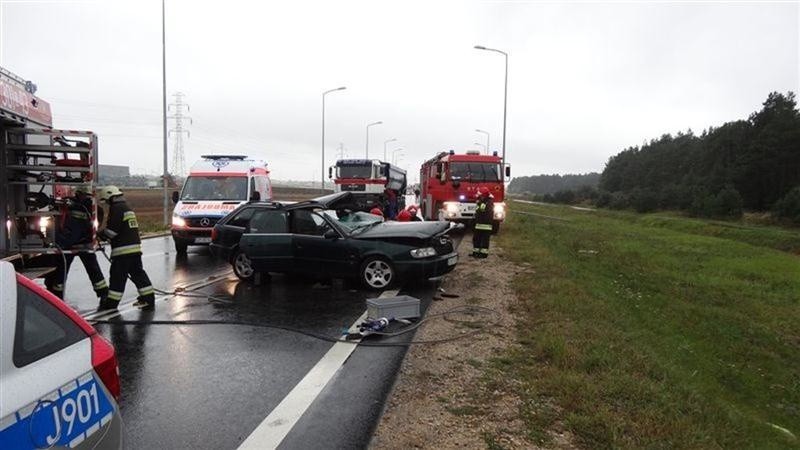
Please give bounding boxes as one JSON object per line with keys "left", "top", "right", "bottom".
{"left": 98, "top": 185, "right": 123, "bottom": 201}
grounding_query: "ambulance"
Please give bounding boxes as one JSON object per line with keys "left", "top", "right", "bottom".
{"left": 171, "top": 155, "right": 271, "bottom": 252}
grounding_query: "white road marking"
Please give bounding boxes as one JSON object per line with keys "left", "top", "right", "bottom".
{"left": 238, "top": 289, "right": 400, "bottom": 450}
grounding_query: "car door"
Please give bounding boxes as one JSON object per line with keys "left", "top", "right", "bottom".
{"left": 289, "top": 209, "right": 353, "bottom": 276}
{"left": 239, "top": 209, "right": 293, "bottom": 273}
{"left": 219, "top": 207, "right": 256, "bottom": 253}
{"left": 0, "top": 263, "right": 122, "bottom": 449}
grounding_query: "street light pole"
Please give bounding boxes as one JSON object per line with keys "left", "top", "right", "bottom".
{"left": 383, "top": 138, "right": 397, "bottom": 162}
{"left": 322, "top": 86, "right": 346, "bottom": 190}
{"left": 392, "top": 147, "right": 404, "bottom": 165}
{"left": 365, "top": 121, "right": 382, "bottom": 158}
{"left": 476, "top": 128, "right": 490, "bottom": 154}
{"left": 474, "top": 45, "right": 508, "bottom": 176}
{"left": 161, "top": 0, "right": 168, "bottom": 225}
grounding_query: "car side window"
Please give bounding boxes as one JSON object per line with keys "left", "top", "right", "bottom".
{"left": 13, "top": 283, "right": 86, "bottom": 368}
{"left": 228, "top": 208, "right": 255, "bottom": 228}
{"left": 290, "top": 210, "right": 331, "bottom": 236}
{"left": 249, "top": 210, "right": 288, "bottom": 233}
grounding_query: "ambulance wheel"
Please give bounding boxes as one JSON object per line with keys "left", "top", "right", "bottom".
{"left": 232, "top": 251, "right": 255, "bottom": 281}
{"left": 174, "top": 238, "right": 189, "bottom": 253}
{"left": 360, "top": 256, "right": 395, "bottom": 290}
{"left": 492, "top": 221, "right": 501, "bottom": 234}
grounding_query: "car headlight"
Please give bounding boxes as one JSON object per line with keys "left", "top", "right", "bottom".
{"left": 172, "top": 215, "right": 187, "bottom": 228}
{"left": 444, "top": 202, "right": 459, "bottom": 213}
{"left": 410, "top": 247, "right": 437, "bottom": 258}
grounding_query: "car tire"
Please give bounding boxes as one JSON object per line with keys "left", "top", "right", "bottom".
{"left": 174, "top": 238, "right": 189, "bottom": 253}
{"left": 232, "top": 250, "right": 255, "bottom": 281}
{"left": 359, "top": 256, "right": 395, "bottom": 290}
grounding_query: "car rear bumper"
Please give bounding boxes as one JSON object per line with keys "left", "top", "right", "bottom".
{"left": 394, "top": 251, "right": 459, "bottom": 280}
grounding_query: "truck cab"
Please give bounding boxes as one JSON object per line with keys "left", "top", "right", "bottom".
{"left": 420, "top": 150, "right": 510, "bottom": 232}
{"left": 330, "top": 159, "right": 407, "bottom": 215}
{"left": 171, "top": 155, "right": 271, "bottom": 253}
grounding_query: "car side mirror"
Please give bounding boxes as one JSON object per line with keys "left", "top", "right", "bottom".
{"left": 172, "top": 191, "right": 179, "bottom": 203}
{"left": 250, "top": 191, "right": 261, "bottom": 202}
{"left": 505, "top": 166, "right": 511, "bottom": 177}
{"left": 323, "top": 229, "right": 339, "bottom": 240}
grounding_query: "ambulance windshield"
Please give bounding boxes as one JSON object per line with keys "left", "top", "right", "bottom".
{"left": 180, "top": 176, "right": 248, "bottom": 201}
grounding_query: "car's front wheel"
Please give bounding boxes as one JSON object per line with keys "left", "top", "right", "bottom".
{"left": 360, "top": 257, "right": 395, "bottom": 290}
{"left": 232, "top": 250, "right": 255, "bottom": 281}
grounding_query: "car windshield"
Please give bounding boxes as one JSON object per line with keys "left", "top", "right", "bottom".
{"left": 336, "top": 164, "right": 373, "bottom": 179}
{"left": 449, "top": 162, "right": 501, "bottom": 182}
{"left": 323, "top": 210, "right": 383, "bottom": 232}
{"left": 181, "top": 176, "right": 248, "bottom": 201}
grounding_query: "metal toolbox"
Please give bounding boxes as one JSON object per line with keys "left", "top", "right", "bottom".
{"left": 366, "top": 295, "right": 421, "bottom": 320}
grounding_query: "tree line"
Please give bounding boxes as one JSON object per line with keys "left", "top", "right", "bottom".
{"left": 524, "top": 92, "right": 800, "bottom": 223}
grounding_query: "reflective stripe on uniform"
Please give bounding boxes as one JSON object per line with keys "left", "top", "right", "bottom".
{"left": 108, "top": 290, "right": 123, "bottom": 301}
{"left": 93, "top": 279, "right": 108, "bottom": 289}
{"left": 475, "top": 223, "right": 492, "bottom": 231}
{"left": 137, "top": 286, "right": 155, "bottom": 296}
{"left": 110, "top": 244, "right": 142, "bottom": 257}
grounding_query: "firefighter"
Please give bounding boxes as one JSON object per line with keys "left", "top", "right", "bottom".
{"left": 96, "top": 186, "right": 156, "bottom": 311}
{"left": 471, "top": 187, "right": 494, "bottom": 258}
{"left": 47, "top": 187, "right": 109, "bottom": 301}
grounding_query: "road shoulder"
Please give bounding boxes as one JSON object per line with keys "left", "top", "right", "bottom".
{"left": 371, "top": 236, "right": 546, "bottom": 449}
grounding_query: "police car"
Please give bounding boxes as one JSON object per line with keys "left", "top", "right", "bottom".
{"left": 0, "top": 261, "right": 123, "bottom": 449}
{"left": 171, "top": 155, "right": 272, "bottom": 253}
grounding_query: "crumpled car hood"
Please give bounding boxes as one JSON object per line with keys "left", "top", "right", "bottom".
{"left": 354, "top": 221, "right": 452, "bottom": 239}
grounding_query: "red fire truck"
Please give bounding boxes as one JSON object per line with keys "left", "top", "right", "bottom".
{"left": 0, "top": 66, "right": 100, "bottom": 274}
{"left": 419, "top": 150, "right": 510, "bottom": 232}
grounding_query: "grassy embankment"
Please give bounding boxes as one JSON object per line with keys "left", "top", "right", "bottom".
{"left": 492, "top": 202, "right": 800, "bottom": 448}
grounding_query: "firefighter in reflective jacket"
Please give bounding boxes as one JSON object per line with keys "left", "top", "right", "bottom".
{"left": 97, "top": 186, "right": 155, "bottom": 311}
{"left": 47, "top": 187, "right": 109, "bottom": 300}
{"left": 471, "top": 187, "right": 494, "bottom": 258}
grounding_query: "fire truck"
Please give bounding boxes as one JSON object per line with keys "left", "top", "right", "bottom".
{"left": 419, "top": 150, "right": 510, "bottom": 232}
{"left": 0, "top": 66, "right": 100, "bottom": 275}
{"left": 329, "top": 159, "right": 407, "bottom": 214}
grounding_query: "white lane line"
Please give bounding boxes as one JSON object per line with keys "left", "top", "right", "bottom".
{"left": 82, "top": 269, "right": 232, "bottom": 321}
{"left": 239, "top": 289, "right": 400, "bottom": 450}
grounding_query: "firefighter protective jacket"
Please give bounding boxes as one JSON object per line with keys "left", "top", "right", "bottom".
{"left": 56, "top": 196, "right": 94, "bottom": 248}
{"left": 100, "top": 196, "right": 142, "bottom": 258}
{"left": 474, "top": 195, "right": 495, "bottom": 225}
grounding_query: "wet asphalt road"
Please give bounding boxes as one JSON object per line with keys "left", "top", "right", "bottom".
{"left": 58, "top": 234, "right": 458, "bottom": 449}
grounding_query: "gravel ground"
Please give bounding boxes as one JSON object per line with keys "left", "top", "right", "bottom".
{"left": 370, "top": 235, "right": 548, "bottom": 449}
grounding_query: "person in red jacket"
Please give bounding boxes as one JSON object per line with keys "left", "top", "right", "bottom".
{"left": 396, "top": 209, "right": 412, "bottom": 221}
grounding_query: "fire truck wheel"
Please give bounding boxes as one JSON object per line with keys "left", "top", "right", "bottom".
{"left": 174, "top": 238, "right": 189, "bottom": 253}
{"left": 232, "top": 250, "right": 255, "bottom": 281}
{"left": 492, "top": 221, "right": 501, "bottom": 234}
{"left": 360, "top": 256, "right": 395, "bottom": 290}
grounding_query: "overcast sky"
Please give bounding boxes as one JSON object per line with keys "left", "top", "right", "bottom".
{"left": 1, "top": 0, "right": 798, "bottom": 183}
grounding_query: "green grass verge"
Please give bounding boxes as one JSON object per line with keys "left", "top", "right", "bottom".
{"left": 496, "top": 202, "right": 800, "bottom": 448}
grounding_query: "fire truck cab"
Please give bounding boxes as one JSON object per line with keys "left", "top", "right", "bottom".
{"left": 420, "top": 150, "right": 510, "bottom": 232}
{"left": 329, "top": 159, "right": 407, "bottom": 215}
{"left": 171, "top": 155, "right": 271, "bottom": 253}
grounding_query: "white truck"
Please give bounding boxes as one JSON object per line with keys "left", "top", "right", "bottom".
{"left": 170, "top": 155, "right": 272, "bottom": 253}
